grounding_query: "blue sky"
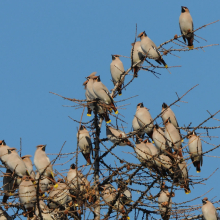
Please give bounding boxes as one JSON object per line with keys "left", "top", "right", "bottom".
{"left": 0, "top": 1, "right": 220, "bottom": 219}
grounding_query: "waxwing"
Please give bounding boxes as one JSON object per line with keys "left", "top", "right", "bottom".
{"left": 106, "top": 125, "right": 131, "bottom": 146}
{"left": 135, "top": 139, "right": 159, "bottom": 169}
{"left": 5, "top": 148, "right": 29, "bottom": 177}
{"left": 132, "top": 115, "right": 145, "bottom": 141}
{"left": 2, "top": 169, "right": 15, "bottom": 203}
{"left": 77, "top": 125, "right": 92, "bottom": 165}
{"left": 202, "top": 197, "right": 218, "bottom": 220}
{"left": 35, "top": 171, "right": 53, "bottom": 194}
{"left": 67, "top": 164, "right": 90, "bottom": 198}
{"left": 117, "top": 180, "right": 132, "bottom": 205}
{"left": 158, "top": 183, "right": 174, "bottom": 220}
{"left": 35, "top": 200, "right": 55, "bottom": 220}
{"left": 152, "top": 124, "right": 168, "bottom": 153}
{"left": 110, "top": 55, "right": 125, "bottom": 96}
{"left": 19, "top": 176, "right": 36, "bottom": 218}
{"left": 187, "top": 131, "right": 203, "bottom": 173}
{"left": 157, "top": 154, "right": 173, "bottom": 175}
{"left": 34, "top": 145, "right": 57, "bottom": 187}
{"left": 176, "top": 156, "right": 191, "bottom": 194}
{"left": 131, "top": 41, "right": 145, "bottom": 77}
{"left": 164, "top": 118, "right": 183, "bottom": 157}
{"left": 84, "top": 73, "right": 111, "bottom": 123}
{"left": 100, "top": 184, "right": 125, "bottom": 214}
{"left": 138, "top": 31, "right": 168, "bottom": 68}
{"left": 179, "top": 6, "right": 194, "bottom": 49}
{"left": 92, "top": 75, "right": 118, "bottom": 114}
{"left": 0, "top": 208, "right": 8, "bottom": 220}
{"left": 48, "top": 179, "right": 70, "bottom": 209}
{"left": 135, "top": 103, "right": 154, "bottom": 138}
{"left": 21, "top": 155, "right": 35, "bottom": 179}
{"left": 0, "top": 140, "right": 11, "bottom": 163}
{"left": 161, "top": 103, "right": 179, "bottom": 129}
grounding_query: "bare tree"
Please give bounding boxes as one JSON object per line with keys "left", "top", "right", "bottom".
{"left": 0, "top": 16, "right": 219, "bottom": 220}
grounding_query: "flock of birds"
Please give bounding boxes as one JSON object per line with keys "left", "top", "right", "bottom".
{"left": 0, "top": 5, "right": 218, "bottom": 220}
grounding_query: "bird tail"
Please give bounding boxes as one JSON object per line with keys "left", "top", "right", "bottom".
{"left": 87, "top": 106, "right": 92, "bottom": 117}
{"left": 187, "top": 38, "right": 194, "bottom": 49}
{"left": 193, "top": 161, "right": 201, "bottom": 173}
{"left": 109, "top": 102, "right": 118, "bottom": 114}
{"left": 133, "top": 66, "right": 139, "bottom": 78}
{"left": 160, "top": 58, "right": 168, "bottom": 68}
{"left": 83, "top": 153, "right": 91, "bottom": 165}
{"left": 117, "top": 84, "right": 122, "bottom": 96}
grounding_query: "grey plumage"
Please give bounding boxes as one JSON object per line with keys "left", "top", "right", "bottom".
{"left": 21, "top": 155, "right": 35, "bottom": 179}
{"left": 202, "top": 197, "right": 218, "bottom": 220}
{"left": 152, "top": 124, "right": 167, "bottom": 152}
{"left": 0, "top": 140, "right": 11, "bottom": 164}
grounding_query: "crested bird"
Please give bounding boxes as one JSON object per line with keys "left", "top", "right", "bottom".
{"left": 110, "top": 55, "right": 125, "bottom": 96}
{"left": 179, "top": 6, "right": 194, "bottom": 49}
{"left": 92, "top": 75, "right": 118, "bottom": 114}
{"left": 19, "top": 176, "right": 36, "bottom": 218}
{"left": 0, "top": 140, "right": 11, "bottom": 164}
{"left": 130, "top": 41, "right": 145, "bottom": 77}
{"left": 77, "top": 125, "right": 92, "bottom": 165}
{"left": 135, "top": 102, "right": 154, "bottom": 139}
{"left": 34, "top": 145, "right": 57, "bottom": 187}
{"left": 106, "top": 125, "right": 131, "bottom": 146}
{"left": 202, "top": 197, "right": 218, "bottom": 220}
{"left": 187, "top": 131, "right": 203, "bottom": 173}
{"left": 21, "top": 155, "right": 35, "bottom": 179}
{"left": 138, "top": 31, "right": 168, "bottom": 68}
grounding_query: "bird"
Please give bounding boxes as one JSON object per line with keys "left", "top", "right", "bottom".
{"left": 117, "top": 180, "right": 132, "bottom": 205}
{"left": 19, "top": 176, "right": 36, "bottom": 218}
{"left": 92, "top": 75, "right": 118, "bottom": 114}
{"left": 5, "top": 148, "right": 29, "bottom": 177}
{"left": 0, "top": 140, "right": 11, "bottom": 164}
{"left": 85, "top": 72, "right": 111, "bottom": 123}
{"left": 132, "top": 115, "right": 145, "bottom": 141}
{"left": 100, "top": 183, "right": 125, "bottom": 214}
{"left": 161, "top": 103, "right": 179, "bottom": 129}
{"left": 152, "top": 124, "right": 168, "bottom": 153}
{"left": 2, "top": 169, "right": 15, "bottom": 204}
{"left": 35, "top": 200, "right": 55, "bottom": 220}
{"left": 158, "top": 183, "right": 174, "bottom": 220}
{"left": 34, "top": 145, "right": 57, "bottom": 187}
{"left": 164, "top": 118, "right": 183, "bottom": 157}
{"left": 106, "top": 125, "right": 131, "bottom": 146}
{"left": 77, "top": 125, "right": 92, "bottom": 165}
{"left": 110, "top": 55, "right": 125, "bottom": 96}
{"left": 21, "top": 155, "right": 35, "bottom": 179}
{"left": 48, "top": 179, "right": 70, "bottom": 209}
{"left": 187, "top": 131, "right": 203, "bottom": 173}
{"left": 135, "top": 102, "right": 154, "bottom": 139}
{"left": 35, "top": 171, "right": 53, "bottom": 194}
{"left": 179, "top": 6, "right": 194, "bottom": 49}
{"left": 67, "top": 163, "right": 91, "bottom": 202}
{"left": 138, "top": 31, "right": 168, "bottom": 68}
{"left": 130, "top": 41, "right": 145, "bottom": 77}
{"left": 202, "top": 197, "right": 218, "bottom": 220}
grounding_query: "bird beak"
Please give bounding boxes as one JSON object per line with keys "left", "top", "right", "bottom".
{"left": 42, "top": 145, "right": 46, "bottom": 151}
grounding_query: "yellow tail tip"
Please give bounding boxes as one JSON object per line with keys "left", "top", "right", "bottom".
{"left": 9, "top": 192, "right": 13, "bottom": 196}
{"left": 197, "top": 171, "right": 201, "bottom": 173}
{"left": 115, "top": 110, "right": 118, "bottom": 115}
{"left": 51, "top": 171, "right": 54, "bottom": 178}
{"left": 87, "top": 114, "right": 91, "bottom": 117}
{"left": 188, "top": 45, "right": 194, "bottom": 50}
{"left": 74, "top": 203, "right": 78, "bottom": 207}
{"left": 42, "top": 194, "right": 45, "bottom": 197}
{"left": 119, "top": 94, "right": 122, "bottom": 96}
{"left": 185, "top": 190, "right": 191, "bottom": 194}
{"left": 152, "top": 141, "right": 154, "bottom": 143}
{"left": 106, "top": 120, "right": 111, "bottom": 124}
{"left": 165, "top": 64, "right": 168, "bottom": 69}
{"left": 181, "top": 139, "right": 184, "bottom": 142}
{"left": 54, "top": 184, "right": 58, "bottom": 188}
{"left": 127, "top": 217, "right": 130, "bottom": 220}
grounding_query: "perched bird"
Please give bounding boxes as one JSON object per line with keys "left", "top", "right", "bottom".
{"left": 135, "top": 103, "right": 154, "bottom": 138}
{"left": 0, "top": 140, "right": 11, "bottom": 164}
{"left": 110, "top": 55, "right": 125, "bottom": 95}
{"left": 187, "top": 131, "right": 203, "bottom": 173}
{"left": 2, "top": 169, "right": 15, "bottom": 203}
{"left": 34, "top": 145, "right": 57, "bottom": 187}
{"left": 35, "top": 200, "right": 55, "bottom": 220}
{"left": 130, "top": 41, "right": 145, "bottom": 77}
{"left": 132, "top": 115, "right": 145, "bottom": 140}
{"left": 21, "top": 155, "right": 35, "bottom": 179}
{"left": 100, "top": 184, "right": 125, "bottom": 214}
{"left": 138, "top": 31, "right": 168, "bottom": 68}
{"left": 152, "top": 124, "right": 168, "bottom": 153}
{"left": 161, "top": 103, "right": 179, "bottom": 129}
{"left": 84, "top": 73, "right": 111, "bottom": 123}
{"left": 202, "top": 197, "right": 218, "bottom": 220}
{"left": 93, "top": 75, "right": 118, "bottom": 114}
{"left": 67, "top": 164, "right": 90, "bottom": 200}
{"left": 158, "top": 183, "right": 174, "bottom": 220}
{"left": 157, "top": 154, "right": 173, "bottom": 175}
{"left": 35, "top": 171, "right": 53, "bottom": 194}
{"left": 164, "top": 118, "right": 183, "bottom": 157}
{"left": 19, "top": 176, "right": 36, "bottom": 218}
{"left": 106, "top": 125, "right": 131, "bottom": 146}
{"left": 5, "top": 148, "right": 29, "bottom": 177}
{"left": 179, "top": 6, "right": 194, "bottom": 49}
{"left": 48, "top": 179, "right": 70, "bottom": 209}
{"left": 117, "top": 180, "right": 132, "bottom": 205}
{"left": 77, "top": 125, "right": 92, "bottom": 165}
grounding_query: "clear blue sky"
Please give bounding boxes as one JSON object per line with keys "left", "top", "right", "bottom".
{"left": 0, "top": 1, "right": 219, "bottom": 219}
